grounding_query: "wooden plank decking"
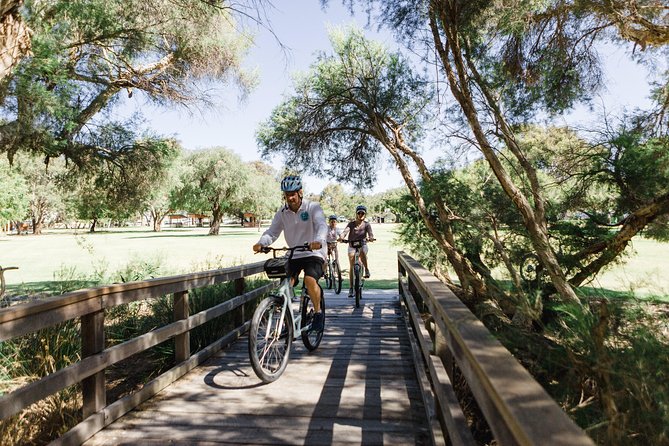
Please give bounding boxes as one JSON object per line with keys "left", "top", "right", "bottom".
{"left": 82, "top": 289, "right": 433, "bottom": 445}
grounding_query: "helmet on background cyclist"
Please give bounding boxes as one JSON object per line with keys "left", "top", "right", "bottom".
{"left": 328, "top": 214, "right": 337, "bottom": 221}
{"left": 355, "top": 205, "right": 367, "bottom": 214}
{"left": 280, "top": 175, "right": 302, "bottom": 192}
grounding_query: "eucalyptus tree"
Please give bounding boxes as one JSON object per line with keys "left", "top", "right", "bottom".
{"left": 257, "top": 27, "right": 491, "bottom": 301}
{"left": 0, "top": 0, "right": 258, "bottom": 165}
{"left": 62, "top": 125, "right": 179, "bottom": 232}
{"left": 170, "top": 147, "right": 249, "bottom": 235}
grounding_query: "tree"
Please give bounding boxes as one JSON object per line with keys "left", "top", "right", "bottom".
{"left": 257, "top": 26, "right": 491, "bottom": 301}
{"left": 171, "top": 147, "right": 249, "bottom": 235}
{"left": 12, "top": 152, "right": 66, "bottom": 234}
{"left": 0, "top": 0, "right": 258, "bottom": 165}
{"left": 241, "top": 161, "right": 282, "bottom": 227}
{"left": 319, "top": 183, "right": 352, "bottom": 217}
{"left": 141, "top": 145, "right": 183, "bottom": 232}
{"left": 353, "top": 0, "right": 668, "bottom": 301}
{"left": 63, "top": 125, "right": 179, "bottom": 232}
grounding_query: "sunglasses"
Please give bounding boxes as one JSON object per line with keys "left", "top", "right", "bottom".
{"left": 357, "top": 211, "right": 366, "bottom": 216}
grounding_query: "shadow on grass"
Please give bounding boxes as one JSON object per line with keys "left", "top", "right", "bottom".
{"left": 6, "top": 280, "right": 99, "bottom": 297}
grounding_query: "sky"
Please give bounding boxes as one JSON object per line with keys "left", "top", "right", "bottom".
{"left": 117, "top": 1, "right": 659, "bottom": 196}
{"left": 118, "top": 1, "right": 404, "bottom": 195}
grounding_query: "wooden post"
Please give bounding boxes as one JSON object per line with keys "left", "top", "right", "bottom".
{"left": 398, "top": 258, "right": 406, "bottom": 297}
{"left": 234, "top": 278, "right": 245, "bottom": 327}
{"left": 81, "top": 310, "right": 105, "bottom": 418}
{"left": 174, "top": 291, "right": 190, "bottom": 363}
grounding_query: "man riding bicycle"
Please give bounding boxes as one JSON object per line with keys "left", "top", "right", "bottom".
{"left": 253, "top": 175, "right": 327, "bottom": 331}
{"left": 339, "top": 205, "right": 375, "bottom": 298}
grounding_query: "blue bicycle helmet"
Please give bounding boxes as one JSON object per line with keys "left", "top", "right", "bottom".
{"left": 328, "top": 214, "right": 337, "bottom": 221}
{"left": 356, "top": 205, "right": 367, "bottom": 214}
{"left": 280, "top": 175, "right": 302, "bottom": 192}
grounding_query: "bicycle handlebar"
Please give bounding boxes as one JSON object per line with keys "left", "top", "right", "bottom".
{"left": 257, "top": 243, "right": 312, "bottom": 258}
{"left": 339, "top": 238, "right": 375, "bottom": 243}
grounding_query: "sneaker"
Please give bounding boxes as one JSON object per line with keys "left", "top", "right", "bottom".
{"left": 348, "top": 288, "right": 354, "bottom": 298}
{"left": 364, "top": 269, "right": 370, "bottom": 278}
{"left": 312, "top": 312, "right": 324, "bottom": 332}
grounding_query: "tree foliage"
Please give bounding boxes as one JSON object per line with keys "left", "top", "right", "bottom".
{"left": 0, "top": 0, "right": 257, "bottom": 165}
{"left": 170, "top": 147, "right": 249, "bottom": 235}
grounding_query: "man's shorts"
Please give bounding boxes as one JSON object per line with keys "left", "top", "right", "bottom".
{"left": 287, "top": 256, "right": 324, "bottom": 283}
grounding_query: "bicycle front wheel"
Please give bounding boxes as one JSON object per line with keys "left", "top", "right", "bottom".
{"left": 301, "top": 286, "right": 325, "bottom": 351}
{"left": 333, "top": 260, "right": 342, "bottom": 295}
{"left": 248, "top": 296, "right": 293, "bottom": 383}
{"left": 353, "top": 264, "right": 361, "bottom": 308}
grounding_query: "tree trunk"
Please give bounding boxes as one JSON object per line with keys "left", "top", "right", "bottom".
{"left": 89, "top": 218, "right": 97, "bottom": 233}
{"left": 0, "top": 0, "right": 31, "bottom": 82}
{"left": 209, "top": 205, "right": 222, "bottom": 235}
{"left": 31, "top": 216, "right": 43, "bottom": 235}
{"left": 428, "top": 3, "right": 580, "bottom": 304}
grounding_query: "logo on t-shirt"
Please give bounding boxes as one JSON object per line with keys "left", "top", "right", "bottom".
{"left": 300, "top": 211, "right": 309, "bottom": 221}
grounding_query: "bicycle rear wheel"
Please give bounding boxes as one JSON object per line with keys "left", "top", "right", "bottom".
{"left": 333, "top": 260, "right": 342, "bottom": 295}
{"left": 248, "top": 296, "right": 293, "bottom": 383}
{"left": 301, "top": 286, "right": 325, "bottom": 351}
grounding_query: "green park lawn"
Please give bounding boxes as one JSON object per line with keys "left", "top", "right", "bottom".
{"left": 2, "top": 223, "right": 669, "bottom": 298}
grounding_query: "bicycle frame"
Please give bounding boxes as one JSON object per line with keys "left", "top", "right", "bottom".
{"left": 270, "top": 277, "right": 305, "bottom": 340}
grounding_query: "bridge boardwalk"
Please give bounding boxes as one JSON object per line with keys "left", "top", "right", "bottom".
{"left": 83, "top": 289, "right": 433, "bottom": 445}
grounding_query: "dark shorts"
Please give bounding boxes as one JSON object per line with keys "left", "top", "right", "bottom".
{"left": 287, "top": 256, "right": 323, "bottom": 283}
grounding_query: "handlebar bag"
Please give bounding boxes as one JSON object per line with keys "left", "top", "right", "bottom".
{"left": 264, "top": 257, "right": 288, "bottom": 279}
{"left": 349, "top": 240, "right": 364, "bottom": 249}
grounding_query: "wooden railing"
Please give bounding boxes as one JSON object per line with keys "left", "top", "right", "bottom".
{"left": 398, "top": 252, "right": 595, "bottom": 446}
{"left": 0, "top": 262, "right": 271, "bottom": 446}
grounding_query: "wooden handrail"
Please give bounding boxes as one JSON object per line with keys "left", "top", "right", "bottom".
{"left": 0, "top": 261, "right": 271, "bottom": 444}
{"left": 398, "top": 251, "right": 595, "bottom": 446}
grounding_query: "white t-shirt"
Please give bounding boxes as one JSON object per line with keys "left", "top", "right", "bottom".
{"left": 257, "top": 198, "right": 328, "bottom": 261}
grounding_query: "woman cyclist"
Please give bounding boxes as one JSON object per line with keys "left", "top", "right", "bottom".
{"left": 339, "top": 205, "right": 375, "bottom": 298}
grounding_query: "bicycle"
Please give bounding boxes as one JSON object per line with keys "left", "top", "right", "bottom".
{"left": 0, "top": 265, "right": 18, "bottom": 308}
{"left": 341, "top": 238, "right": 374, "bottom": 309}
{"left": 249, "top": 244, "right": 325, "bottom": 383}
{"left": 323, "top": 242, "right": 342, "bottom": 294}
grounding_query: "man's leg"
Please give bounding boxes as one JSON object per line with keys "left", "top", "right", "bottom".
{"left": 304, "top": 275, "right": 321, "bottom": 312}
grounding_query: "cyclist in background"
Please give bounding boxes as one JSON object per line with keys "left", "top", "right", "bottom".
{"left": 326, "top": 215, "right": 341, "bottom": 262}
{"left": 339, "top": 205, "right": 375, "bottom": 298}
{"left": 253, "top": 175, "right": 328, "bottom": 331}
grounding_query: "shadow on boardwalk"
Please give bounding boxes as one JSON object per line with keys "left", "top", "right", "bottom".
{"left": 83, "top": 289, "right": 433, "bottom": 445}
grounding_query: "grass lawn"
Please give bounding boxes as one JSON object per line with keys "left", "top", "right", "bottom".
{"left": 0, "top": 223, "right": 405, "bottom": 292}
{"left": 2, "top": 223, "right": 668, "bottom": 297}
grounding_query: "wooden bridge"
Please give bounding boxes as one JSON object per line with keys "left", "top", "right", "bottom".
{"left": 0, "top": 253, "right": 595, "bottom": 446}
